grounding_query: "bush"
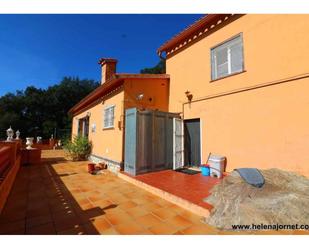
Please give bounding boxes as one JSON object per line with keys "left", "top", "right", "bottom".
{"left": 63, "top": 136, "right": 92, "bottom": 161}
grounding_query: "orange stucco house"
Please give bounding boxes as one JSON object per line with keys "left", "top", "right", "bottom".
{"left": 158, "top": 14, "right": 309, "bottom": 177}
{"left": 69, "top": 58, "right": 169, "bottom": 172}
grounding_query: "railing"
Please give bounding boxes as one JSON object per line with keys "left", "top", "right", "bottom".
{"left": 0, "top": 146, "right": 12, "bottom": 178}
{"left": 0, "top": 140, "right": 22, "bottom": 213}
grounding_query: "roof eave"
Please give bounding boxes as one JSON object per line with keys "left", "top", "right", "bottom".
{"left": 68, "top": 76, "right": 123, "bottom": 115}
{"left": 157, "top": 14, "right": 233, "bottom": 55}
{"left": 68, "top": 74, "right": 170, "bottom": 115}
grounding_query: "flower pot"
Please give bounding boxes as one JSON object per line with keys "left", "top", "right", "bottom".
{"left": 88, "top": 163, "right": 96, "bottom": 173}
{"left": 26, "top": 137, "right": 34, "bottom": 149}
{"left": 98, "top": 162, "right": 107, "bottom": 170}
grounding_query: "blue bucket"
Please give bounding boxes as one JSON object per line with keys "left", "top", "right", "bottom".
{"left": 201, "top": 165, "right": 210, "bottom": 176}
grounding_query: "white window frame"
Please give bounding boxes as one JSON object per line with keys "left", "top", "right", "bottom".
{"left": 103, "top": 105, "right": 115, "bottom": 129}
{"left": 211, "top": 33, "right": 244, "bottom": 81}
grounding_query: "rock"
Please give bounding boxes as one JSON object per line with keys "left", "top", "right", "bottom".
{"left": 203, "top": 168, "right": 309, "bottom": 230}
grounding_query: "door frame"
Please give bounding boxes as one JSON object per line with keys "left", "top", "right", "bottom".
{"left": 200, "top": 119, "right": 203, "bottom": 164}
{"left": 173, "top": 118, "right": 184, "bottom": 170}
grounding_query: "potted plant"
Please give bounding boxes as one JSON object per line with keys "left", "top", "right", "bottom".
{"left": 63, "top": 136, "right": 92, "bottom": 161}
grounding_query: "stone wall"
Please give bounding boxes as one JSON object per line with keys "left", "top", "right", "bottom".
{"left": 89, "top": 154, "right": 122, "bottom": 174}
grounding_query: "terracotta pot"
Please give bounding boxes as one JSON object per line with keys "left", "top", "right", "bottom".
{"left": 88, "top": 163, "right": 95, "bottom": 173}
{"left": 98, "top": 162, "right": 107, "bottom": 170}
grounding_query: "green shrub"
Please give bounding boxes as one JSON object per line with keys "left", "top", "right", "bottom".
{"left": 63, "top": 136, "right": 92, "bottom": 161}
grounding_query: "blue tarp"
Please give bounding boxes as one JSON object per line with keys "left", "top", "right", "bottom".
{"left": 235, "top": 168, "right": 265, "bottom": 188}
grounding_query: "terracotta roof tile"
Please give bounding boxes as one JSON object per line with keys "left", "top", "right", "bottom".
{"left": 157, "top": 14, "right": 234, "bottom": 55}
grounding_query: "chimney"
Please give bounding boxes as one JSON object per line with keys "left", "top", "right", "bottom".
{"left": 98, "top": 58, "right": 117, "bottom": 84}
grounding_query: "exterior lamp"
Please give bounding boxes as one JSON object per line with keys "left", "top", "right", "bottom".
{"left": 136, "top": 93, "right": 144, "bottom": 101}
{"left": 6, "top": 126, "right": 14, "bottom": 141}
{"left": 185, "top": 90, "right": 193, "bottom": 102}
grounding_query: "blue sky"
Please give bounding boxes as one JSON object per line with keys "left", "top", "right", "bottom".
{"left": 0, "top": 14, "right": 202, "bottom": 96}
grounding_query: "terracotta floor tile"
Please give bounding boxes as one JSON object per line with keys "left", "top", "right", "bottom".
{"left": 26, "top": 214, "right": 53, "bottom": 229}
{"left": 122, "top": 191, "right": 143, "bottom": 199}
{"left": 82, "top": 222, "right": 100, "bottom": 235}
{"left": 49, "top": 202, "right": 74, "bottom": 213}
{"left": 178, "top": 210, "right": 203, "bottom": 225}
{"left": 155, "top": 198, "right": 174, "bottom": 208}
{"left": 219, "top": 230, "right": 252, "bottom": 235}
{"left": 125, "top": 206, "right": 149, "bottom": 218}
{"left": 293, "top": 229, "right": 309, "bottom": 235}
{"left": 106, "top": 194, "right": 128, "bottom": 204}
{"left": 26, "top": 222, "right": 56, "bottom": 235}
{"left": 181, "top": 224, "right": 219, "bottom": 235}
{"left": 166, "top": 215, "right": 193, "bottom": 230}
{"left": 57, "top": 224, "right": 86, "bottom": 235}
{"left": 0, "top": 209, "right": 26, "bottom": 223}
{"left": 277, "top": 230, "right": 294, "bottom": 235}
{"left": 5, "top": 229, "right": 25, "bottom": 235}
{"left": 136, "top": 213, "right": 163, "bottom": 228}
{"left": 90, "top": 217, "right": 112, "bottom": 232}
{"left": 118, "top": 200, "right": 138, "bottom": 210}
{"left": 152, "top": 208, "right": 178, "bottom": 221}
{"left": 149, "top": 223, "right": 179, "bottom": 235}
{"left": 114, "top": 220, "right": 146, "bottom": 235}
{"left": 131, "top": 197, "right": 149, "bottom": 205}
{"left": 53, "top": 214, "right": 82, "bottom": 233}
{"left": 51, "top": 208, "right": 75, "bottom": 218}
{"left": 99, "top": 227, "right": 119, "bottom": 235}
{"left": 138, "top": 229, "right": 154, "bottom": 235}
{"left": 0, "top": 219, "right": 25, "bottom": 235}
{"left": 76, "top": 198, "right": 91, "bottom": 206}
{"left": 78, "top": 202, "right": 95, "bottom": 211}
{"left": 247, "top": 230, "right": 280, "bottom": 235}
{"left": 166, "top": 203, "right": 187, "bottom": 214}
{"left": 87, "top": 194, "right": 107, "bottom": 203}
{"left": 105, "top": 211, "right": 133, "bottom": 226}
{"left": 92, "top": 199, "right": 113, "bottom": 209}
{"left": 141, "top": 202, "right": 162, "bottom": 212}
{"left": 26, "top": 206, "right": 51, "bottom": 218}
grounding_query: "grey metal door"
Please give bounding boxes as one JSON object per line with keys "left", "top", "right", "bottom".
{"left": 184, "top": 119, "right": 201, "bottom": 166}
{"left": 124, "top": 108, "right": 137, "bottom": 176}
{"left": 124, "top": 108, "right": 179, "bottom": 176}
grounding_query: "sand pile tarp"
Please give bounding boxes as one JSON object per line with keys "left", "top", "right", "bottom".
{"left": 203, "top": 168, "right": 309, "bottom": 230}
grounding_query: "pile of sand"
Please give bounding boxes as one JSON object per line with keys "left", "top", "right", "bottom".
{"left": 203, "top": 168, "right": 309, "bottom": 230}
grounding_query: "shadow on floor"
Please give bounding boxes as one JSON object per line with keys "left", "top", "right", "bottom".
{"left": 0, "top": 154, "right": 118, "bottom": 235}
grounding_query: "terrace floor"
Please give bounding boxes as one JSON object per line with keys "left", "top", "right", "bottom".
{"left": 0, "top": 150, "right": 306, "bottom": 235}
{"left": 124, "top": 170, "right": 221, "bottom": 211}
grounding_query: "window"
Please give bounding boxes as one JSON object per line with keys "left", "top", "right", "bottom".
{"left": 103, "top": 106, "right": 115, "bottom": 128}
{"left": 211, "top": 34, "right": 244, "bottom": 80}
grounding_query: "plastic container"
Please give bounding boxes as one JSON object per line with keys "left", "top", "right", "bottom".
{"left": 208, "top": 155, "right": 226, "bottom": 178}
{"left": 201, "top": 164, "right": 210, "bottom": 176}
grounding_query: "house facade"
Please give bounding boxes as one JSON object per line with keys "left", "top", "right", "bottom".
{"left": 69, "top": 58, "right": 169, "bottom": 172}
{"left": 158, "top": 14, "right": 309, "bottom": 177}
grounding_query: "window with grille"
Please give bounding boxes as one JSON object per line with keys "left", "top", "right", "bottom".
{"left": 103, "top": 105, "right": 115, "bottom": 129}
{"left": 211, "top": 34, "right": 244, "bottom": 80}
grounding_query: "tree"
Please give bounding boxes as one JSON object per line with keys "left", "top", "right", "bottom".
{"left": 0, "top": 77, "right": 99, "bottom": 140}
{"left": 140, "top": 59, "right": 166, "bottom": 74}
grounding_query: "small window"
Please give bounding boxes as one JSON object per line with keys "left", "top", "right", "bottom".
{"left": 103, "top": 106, "right": 115, "bottom": 129}
{"left": 211, "top": 34, "right": 244, "bottom": 80}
